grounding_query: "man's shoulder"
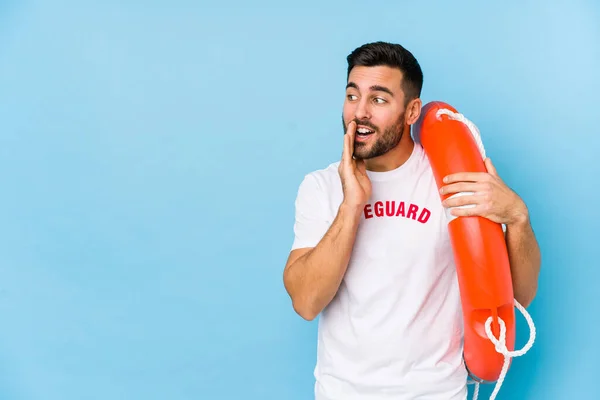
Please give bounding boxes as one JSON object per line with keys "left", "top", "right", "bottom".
{"left": 294, "top": 162, "right": 343, "bottom": 204}
{"left": 300, "top": 161, "right": 341, "bottom": 188}
{"left": 306, "top": 161, "right": 340, "bottom": 177}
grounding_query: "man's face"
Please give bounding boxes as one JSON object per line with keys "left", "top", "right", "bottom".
{"left": 342, "top": 66, "right": 407, "bottom": 160}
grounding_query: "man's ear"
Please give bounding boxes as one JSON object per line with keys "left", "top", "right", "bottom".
{"left": 406, "top": 98, "right": 422, "bottom": 125}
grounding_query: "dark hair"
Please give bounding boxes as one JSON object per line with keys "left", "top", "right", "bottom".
{"left": 346, "top": 41, "right": 423, "bottom": 103}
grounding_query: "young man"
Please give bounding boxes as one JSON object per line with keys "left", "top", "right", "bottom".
{"left": 283, "top": 42, "right": 541, "bottom": 400}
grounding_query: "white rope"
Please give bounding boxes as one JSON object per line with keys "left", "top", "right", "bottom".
{"left": 435, "top": 109, "right": 537, "bottom": 400}
{"left": 470, "top": 299, "right": 536, "bottom": 400}
{"left": 472, "top": 380, "right": 479, "bottom": 399}
{"left": 488, "top": 300, "right": 536, "bottom": 399}
{"left": 436, "top": 108, "right": 487, "bottom": 159}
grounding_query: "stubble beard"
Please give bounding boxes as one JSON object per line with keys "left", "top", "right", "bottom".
{"left": 342, "top": 111, "right": 407, "bottom": 160}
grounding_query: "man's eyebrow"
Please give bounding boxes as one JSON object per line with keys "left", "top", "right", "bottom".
{"left": 370, "top": 85, "right": 394, "bottom": 96}
{"left": 346, "top": 82, "right": 394, "bottom": 97}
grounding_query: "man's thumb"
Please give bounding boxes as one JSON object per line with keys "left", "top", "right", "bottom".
{"left": 484, "top": 157, "right": 498, "bottom": 176}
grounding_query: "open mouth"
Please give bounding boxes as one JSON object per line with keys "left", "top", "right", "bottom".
{"left": 356, "top": 126, "right": 375, "bottom": 141}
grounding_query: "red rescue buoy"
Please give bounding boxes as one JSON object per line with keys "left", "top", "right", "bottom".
{"left": 413, "top": 101, "right": 537, "bottom": 400}
{"left": 414, "top": 101, "right": 517, "bottom": 383}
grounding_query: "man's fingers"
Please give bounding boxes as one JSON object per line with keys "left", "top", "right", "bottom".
{"left": 443, "top": 192, "right": 485, "bottom": 208}
{"left": 439, "top": 182, "right": 485, "bottom": 196}
{"left": 342, "top": 121, "right": 356, "bottom": 166}
{"left": 448, "top": 202, "right": 487, "bottom": 216}
{"left": 484, "top": 158, "right": 499, "bottom": 177}
{"left": 443, "top": 171, "right": 490, "bottom": 184}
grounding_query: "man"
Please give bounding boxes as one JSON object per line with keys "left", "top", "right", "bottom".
{"left": 283, "top": 41, "right": 541, "bottom": 400}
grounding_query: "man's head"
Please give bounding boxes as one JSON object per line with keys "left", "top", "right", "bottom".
{"left": 342, "top": 41, "right": 423, "bottom": 161}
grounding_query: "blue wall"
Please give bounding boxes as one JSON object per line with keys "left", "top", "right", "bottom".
{"left": 0, "top": 1, "right": 598, "bottom": 399}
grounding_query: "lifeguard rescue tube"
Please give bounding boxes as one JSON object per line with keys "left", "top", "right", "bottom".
{"left": 413, "top": 101, "right": 517, "bottom": 384}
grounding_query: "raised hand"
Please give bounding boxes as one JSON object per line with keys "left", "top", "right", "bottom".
{"left": 338, "top": 121, "right": 372, "bottom": 209}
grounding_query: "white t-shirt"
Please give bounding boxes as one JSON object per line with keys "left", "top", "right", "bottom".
{"left": 291, "top": 142, "right": 468, "bottom": 400}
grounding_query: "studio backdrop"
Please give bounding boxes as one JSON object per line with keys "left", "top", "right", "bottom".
{"left": 0, "top": 1, "right": 598, "bottom": 399}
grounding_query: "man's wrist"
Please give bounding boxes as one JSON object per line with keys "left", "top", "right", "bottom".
{"left": 340, "top": 201, "right": 364, "bottom": 218}
{"left": 507, "top": 201, "right": 530, "bottom": 228}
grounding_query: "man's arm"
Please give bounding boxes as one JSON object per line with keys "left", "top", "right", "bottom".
{"left": 284, "top": 202, "right": 362, "bottom": 321}
{"left": 284, "top": 121, "right": 370, "bottom": 320}
{"left": 505, "top": 211, "right": 541, "bottom": 308}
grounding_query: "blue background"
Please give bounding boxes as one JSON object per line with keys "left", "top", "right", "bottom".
{"left": 1, "top": 0, "right": 598, "bottom": 399}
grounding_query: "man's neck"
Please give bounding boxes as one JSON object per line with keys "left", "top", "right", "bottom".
{"left": 365, "top": 136, "right": 415, "bottom": 172}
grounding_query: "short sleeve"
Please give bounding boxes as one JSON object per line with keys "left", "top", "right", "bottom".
{"left": 291, "top": 174, "right": 331, "bottom": 250}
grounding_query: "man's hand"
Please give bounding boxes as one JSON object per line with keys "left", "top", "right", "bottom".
{"left": 339, "top": 121, "right": 372, "bottom": 209}
{"left": 439, "top": 158, "right": 528, "bottom": 226}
